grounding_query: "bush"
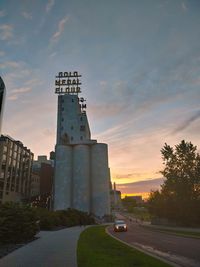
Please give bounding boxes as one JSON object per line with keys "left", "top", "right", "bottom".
{"left": 36, "top": 208, "right": 95, "bottom": 230}
{"left": 0, "top": 202, "right": 39, "bottom": 244}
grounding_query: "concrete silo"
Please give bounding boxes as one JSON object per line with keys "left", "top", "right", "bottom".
{"left": 53, "top": 71, "right": 111, "bottom": 217}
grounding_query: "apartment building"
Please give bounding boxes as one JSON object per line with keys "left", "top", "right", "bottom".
{"left": 0, "top": 135, "right": 33, "bottom": 203}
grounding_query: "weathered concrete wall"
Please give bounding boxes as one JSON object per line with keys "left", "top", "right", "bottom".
{"left": 91, "top": 143, "right": 111, "bottom": 217}
{"left": 73, "top": 145, "right": 90, "bottom": 212}
{"left": 54, "top": 145, "right": 72, "bottom": 210}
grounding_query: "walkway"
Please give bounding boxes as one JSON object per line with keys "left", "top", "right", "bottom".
{"left": 0, "top": 226, "right": 85, "bottom": 267}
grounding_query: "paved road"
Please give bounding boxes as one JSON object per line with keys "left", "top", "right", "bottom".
{"left": 0, "top": 226, "right": 85, "bottom": 267}
{"left": 108, "top": 218, "right": 200, "bottom": 267}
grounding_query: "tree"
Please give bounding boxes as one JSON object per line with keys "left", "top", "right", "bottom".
{"left": 148, "top": 140, "right": 200, "bottom": 226}
{"left": 121, "top": 196, "right": 136, "bottom": 212}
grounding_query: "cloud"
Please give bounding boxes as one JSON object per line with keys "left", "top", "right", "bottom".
{"left": 181, "top": 2, "right": 188, "bottom": 11}
{"left": 7, "top": 95, "right": 18, "bottom": 101}
{"left": 0, "top": 51, "right": 5, "bottom": 57}
{"left": 0, "top": 61, "right": 22, "bottom": 69}
{"left": 51, "top": 16, "right": 69, "bottom": 43}
{"left": 0, "top": 24, "right": 14, "bottom": 41}
{"left": 117, "top": 178, "right": 164, "bottom": 195}
{"left": 21, "top": 11, "right": 32, "bottom": 20}
{"left": 7, "top": 87, "right": 32, "bottom": 101}
{"left": 46, "top": 0, "right": 55, "bottom": 13}
{"left": 172, "top": 110, "right": 200, "bottom": 134}
{"left": 0, "top": 10, "right": 6, "bottom": 18}
{"left": 11, "top": 87, "right": 32, "bottom": 94}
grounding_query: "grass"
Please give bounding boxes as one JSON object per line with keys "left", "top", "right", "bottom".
{"left": 127, "top": 207, "right": 151, "bottom": 222}
{"left": 77, "top": 225, "right": 172, "bottom": 267}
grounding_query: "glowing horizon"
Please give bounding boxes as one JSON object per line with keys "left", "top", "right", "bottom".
{"left": 1, "top": 1, "right": 200, "bottom": 197}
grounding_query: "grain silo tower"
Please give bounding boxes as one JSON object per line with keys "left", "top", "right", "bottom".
{"left": 53, "top": 71, "right": 110, "bottom": 217}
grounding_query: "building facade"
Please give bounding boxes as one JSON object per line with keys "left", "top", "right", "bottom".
{"left": 54, "top": 72, "right": 111, "bottom": 217}
{"left": 0, "top": 135, "right": 33, "bottom": 203}
{"left": 30, "top": 172, "right": 40, "bottom": 197}
{"left": 0, "top": 76, "right": 6, "bottom": 133}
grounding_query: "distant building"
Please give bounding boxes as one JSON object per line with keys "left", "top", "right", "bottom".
{"left": 30, "top": 172, "right": 40, "bottom": 197}
{"left": 40, "top": 163, "right": 54, "bottom": 196}
{"left": 31, "top": 154, "right": 54, "bottom": 209}
{"left": 32, "top": 155, "right": 53, "bottom": 172}
{"left": 0, "top": 76, "right": 6, "bottom": 133}
{"left": 125, "top": 195, "right": 143, "bottom": 204}
{"left": 110, "top": 182, "right": 122, "bottom": 209}
{"left": 54, "top": 71, "right": 111, "bottom": 217}
{"left": 0, "top": 135, "right": 33, "bottom": 203}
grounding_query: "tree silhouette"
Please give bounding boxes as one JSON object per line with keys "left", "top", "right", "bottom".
{"left": 148, "top": 140, "right": 200, "bottom": 226}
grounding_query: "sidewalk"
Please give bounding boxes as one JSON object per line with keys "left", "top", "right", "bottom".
{"left": 0, "top": 226, "right": 85, "bottom": 267}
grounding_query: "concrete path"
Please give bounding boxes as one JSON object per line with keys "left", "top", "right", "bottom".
{"left": 0, "top": 226, "right": 85, "bottom": 267}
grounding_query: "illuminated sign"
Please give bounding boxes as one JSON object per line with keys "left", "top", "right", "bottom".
{"left": 55, "top": 71, "right": 82, "bottom": 94}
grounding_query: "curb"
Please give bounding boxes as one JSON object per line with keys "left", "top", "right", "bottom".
{"left": 105, "top": 226, "right": 179, "bottom": 267}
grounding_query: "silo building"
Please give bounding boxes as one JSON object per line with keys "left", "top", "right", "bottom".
{"left": 54, "top": 72, "right": 111, "bottom": 217}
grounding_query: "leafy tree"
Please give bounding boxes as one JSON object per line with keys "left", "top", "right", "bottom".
{"left": 122, "top": 196, "right": 137, "bottom": 212}
{"left": 148, "top": 140, "right": 200, "bottom": 226}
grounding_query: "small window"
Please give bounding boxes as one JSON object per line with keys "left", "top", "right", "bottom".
{"left": 71, "top": 136, "right": 73, "bottom": 141}
{"left": 61, "top": 118, "right": 64, "bottom": 122}
{"left": 71, "top": 126, "right": 74, "bottom": 130}
{"left": 80, "top": 136, "right": 83, "bottom": 140}
{"left": 80, "top": 117, "right": 83, "bottom": 121}
{"left": 62, "top": 107, "right": 64, "bottom": 111}
{"left": 72, "top": 99, "right": 74, "bottom": 102}
{"left": 80, "top": 125, "right": 85, "bottom": 131}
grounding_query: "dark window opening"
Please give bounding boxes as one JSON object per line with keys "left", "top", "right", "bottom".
{"left": 80, "top": 125, "right": 85, "bottom": 131}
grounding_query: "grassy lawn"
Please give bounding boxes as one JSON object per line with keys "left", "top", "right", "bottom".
{"left": 77, "top": 226, "right": 172, "bottom": 267}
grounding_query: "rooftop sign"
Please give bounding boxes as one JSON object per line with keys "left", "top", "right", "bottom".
{"left": 55, "top": 71, "right": 82, "bottom": 94}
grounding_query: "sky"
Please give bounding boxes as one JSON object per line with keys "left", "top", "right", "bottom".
{"left": 1, "top": 0, "right": 200, "bottom": 198}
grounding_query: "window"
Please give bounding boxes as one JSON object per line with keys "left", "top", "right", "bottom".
{"left": 0, "top": 181, "right": 4, "bottom": 190}
{"left": 80, "top": 117, "right": 83, "bottom": 121}
{"left": 80, "top": 125, "right": 85, "bottom": 131}
{"left": 61, "top": 117, "right": 64, "bottom": 121}
{"left": 71, "top": 136, "right": 73, "bottom": 141}
{"left": 71, "top": 126, "right": 74, "bottom": 130}
{"left": 80, "top": 136, "right": 83, "bottom": 140}
{"left": 72, "top": 99, "right": 74, "bottom": 102}
{"left": 2, "top": 154, "right": 6, "bottom": 161}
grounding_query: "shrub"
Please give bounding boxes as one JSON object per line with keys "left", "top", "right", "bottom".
{"left": 0, "top": 202, "right": 39, "bottom": 244}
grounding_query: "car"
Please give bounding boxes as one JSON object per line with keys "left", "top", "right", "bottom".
{"left": 113, "top": 219, "right": 127, "bottom": 232}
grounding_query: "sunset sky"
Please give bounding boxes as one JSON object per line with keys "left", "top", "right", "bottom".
{"left": 1, "top": 0, "right": 200, "bottom": 198}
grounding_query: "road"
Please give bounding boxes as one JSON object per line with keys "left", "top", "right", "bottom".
{"left": 108, "top": 217, "right": 200, "bottom": 267}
